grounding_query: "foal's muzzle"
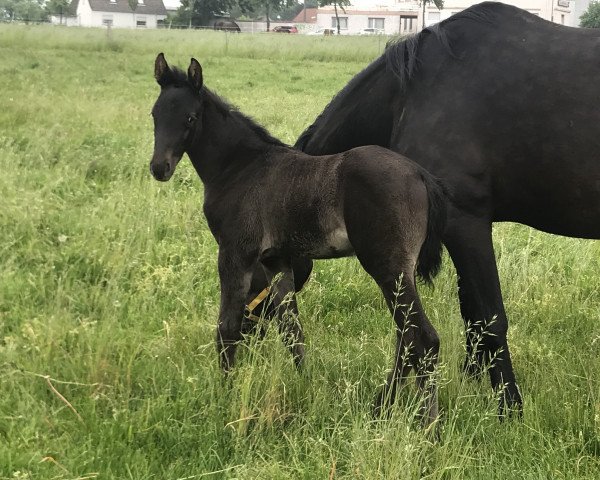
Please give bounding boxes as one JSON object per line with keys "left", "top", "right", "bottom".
{"left": 150, "top": 152, "right": 180, "bottom": 182}
{"left": 150, "top": 160, "right": 173, "bottom": 181}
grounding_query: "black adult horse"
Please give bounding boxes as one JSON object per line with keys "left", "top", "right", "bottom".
{"left": 213, "top": 19, "right": 241, "bottom": 32}
{"left": 295, "top": 1, "right": 600, "bottom": 416}
{"left": 150, "top": 54, "right": 447, "bottom": 426}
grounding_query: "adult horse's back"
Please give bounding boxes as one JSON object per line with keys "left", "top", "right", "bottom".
{"left": 296, "top": 1, "right": 600, "bottom": 415}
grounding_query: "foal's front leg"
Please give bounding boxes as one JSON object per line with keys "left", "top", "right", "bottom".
{"left": 216, "top": 249, "right": 254, "bottom": 372}
{"left": 260, "top": 253, "right": 305, "bottom": 368}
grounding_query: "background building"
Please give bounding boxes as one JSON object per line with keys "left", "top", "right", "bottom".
{"left": 75, "top": 0, "right": 167, "bottom": 28}
{"left": 314, "top": 0, "right": 585, "bottom": 35}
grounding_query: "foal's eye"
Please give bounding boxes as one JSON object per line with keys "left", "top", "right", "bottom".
{"left": 187, "top": 115, "right": 196, "bottom": 125}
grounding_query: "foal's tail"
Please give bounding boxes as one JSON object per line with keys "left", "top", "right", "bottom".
{"left": 416, "top": 173, "right": 448, "bottom": 285}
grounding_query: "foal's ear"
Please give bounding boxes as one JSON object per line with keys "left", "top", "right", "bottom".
{"left": 154, "top": 52, "right": 173, "bottom": 87}
{"left": 187, "top": 58, "right": 203, "bottom": 92}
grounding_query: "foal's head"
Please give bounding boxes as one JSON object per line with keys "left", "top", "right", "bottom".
{"left": 150, "top": 53, "right": 203, "bottom": 181}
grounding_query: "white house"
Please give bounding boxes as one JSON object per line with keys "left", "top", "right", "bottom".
{"left": 421, "top": 0, "right": 575, "bottom": 27}
{"left": 316, "top": 0, "right": 582, "bottom": 35}
{"left": 50, "top": 14, "right": 80, "bottom": 26}
{"left": 162, "top": 0, "right": 181, "bottom": 13}
{"left": 75, "top": 0, "right": 167, "bottom": 28}
{"left": 316, "top": 0, "right": 421, "bottom": 35}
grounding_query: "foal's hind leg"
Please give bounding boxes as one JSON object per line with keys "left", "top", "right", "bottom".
{"left": 260, "top": 252, "right": 305, "bottom": 367}
{"left": 350, "top": 233, "right": 440, "bottom": 423}
{"left": 371, "top": 274, "right": 440, "bottom": 426}
{"left": 345, "top": 176, "right": 440, "bottom": 426}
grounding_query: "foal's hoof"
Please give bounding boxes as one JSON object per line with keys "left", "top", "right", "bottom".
{"left": 373, "top": 389, "right": 441, "bottom": 441}
{"left": 372, "top": 388, "right": 394, "bottom": 419}
{"left": 498, "top": 385, "right": 523, "bottom": 421}
{"left": 423, "top": 418, "right": 441, "bottom": 443}
{"left": 462, "top": 355, "right": 485, "bottom": 380}
{"left": 291, "top": 344, "right": 305, "bottom": 370}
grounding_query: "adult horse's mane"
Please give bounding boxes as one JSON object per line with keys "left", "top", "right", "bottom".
{"left": 295, "top": 2, "right": 526, "bottom": 150}
{"left": 167, "top": 66, "right": 287, "bottom": 148}
{"left": 385, "top": 1, "right": 502, "bottom": 84}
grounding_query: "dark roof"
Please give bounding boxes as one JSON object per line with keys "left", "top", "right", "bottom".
{"left": 293, "top": 8, "right": 318, "bottom": 24}
{"left": 87, "top": 0, "right": 167, "bottom": 15}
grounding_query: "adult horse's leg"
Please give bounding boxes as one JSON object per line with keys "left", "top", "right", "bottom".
{"left": 444, "top": 216, "right": 522, "bottom": 416}
{"left": 260, "top": 252, "right": 305, "bottom": 367}
{"left": 215, "top": 249, "right": 254, "bottom": 372}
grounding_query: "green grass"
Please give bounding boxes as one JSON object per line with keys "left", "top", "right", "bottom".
{"left": 1, "top": 25, "right": 599, "bottom": 479}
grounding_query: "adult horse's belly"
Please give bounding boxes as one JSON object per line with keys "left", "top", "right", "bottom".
{"left": 492, "top": 168, "right": 600, "bottom": 240}
{"left": 395, "top": 136, "right": 600, "bottom": 240}
{"left": 396, "top": 102, "right": 600, "bottom": 240}
{"left": 483, "top": 137, "right": 600, "bottom": 239}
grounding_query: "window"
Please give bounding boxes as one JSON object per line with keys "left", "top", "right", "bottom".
{"left": 368, "top": 18, "right": 385, "bottom": 30}
{"left": 138, "top": 0, "right": 145, "bottom": 4}
{"left": 109, "top": 0, "right": 116, "bottom": 3}
{"left": 400, "top": 15, "right": 417, "bottom": 34}
{"left": 102, "top": 15, "right": 113, "bottom": 26}
{"left": 428, "top": 12, "right": 440, "bottom": 25}
{"left": 136, "top": 18, "right": 147, "bottom": 27}
{"left": 331, "top": 16, "right": 348, "bottom": 30}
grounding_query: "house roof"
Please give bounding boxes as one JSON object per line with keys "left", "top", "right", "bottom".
{"left": 86, "top": 0, "right": 167, "bottom": 15}
{"left": 293, "top": 7, "right": 318, "bottom": 24}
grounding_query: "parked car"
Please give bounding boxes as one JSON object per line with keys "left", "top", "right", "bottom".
{"left": 273, "top": 25, "right": 298, "bottom": 33}
{"left": 358, "top": 28, "right": 385, "bottom": 35}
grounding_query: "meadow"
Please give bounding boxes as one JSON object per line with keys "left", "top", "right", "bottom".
{"left": 0, "top": 25, "right": 599, "bottom": 479}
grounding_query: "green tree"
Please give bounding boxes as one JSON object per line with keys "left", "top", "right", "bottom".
{"left": 421, "top": 0, "right": 444, "bottom": 30}
{"left": 0, "top": 0, "right": 46, "bottom": 22}
{"left": 128, "top": 0, "right": 138, "bottom": 26}
{"left": 231, "top": 0, "right": 313, "bottom": 22}
{"left": 45, "top": 0, "right": 74, "bottom": 22}
{"left": 172, "top": 0, "right": 299, "bottom": 29}
{"left": 580, "top": 0, "right": 600, "bottom": 28}
{"left": 270, "top": 0, "right": 306, "bottom": 22}
{"left": 175, "top": 0, "right": 238, "bottom": 27}
{"left": 0, "top": 0, "right": 17, "bottom": 20}
{"left": 251, "top": 0, "right": 296, "bottom": 31}
{"left": 318, "top": 0, "right": 350, "bottom": 35}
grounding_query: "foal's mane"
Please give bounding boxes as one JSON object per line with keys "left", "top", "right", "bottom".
{"left": 296, "top": 2, "right": 517, "bottom": 150}
{"left": 169, "top": 66, "right": 287, "bottom": 148}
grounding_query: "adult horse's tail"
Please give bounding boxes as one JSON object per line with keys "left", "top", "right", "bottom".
{"left": 417, "top": 173, "right": 448, "bottom": 285}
